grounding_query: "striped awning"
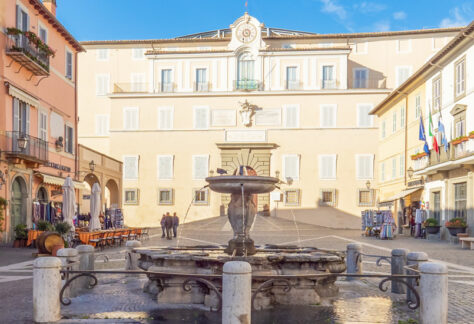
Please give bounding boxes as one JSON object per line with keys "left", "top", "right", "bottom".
{"left": 36, "top": 173, "right": 87, "bottom": 190}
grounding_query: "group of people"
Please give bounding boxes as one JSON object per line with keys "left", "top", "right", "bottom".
{"left": 160, "top": 212, "right": 179, "bottom": 240}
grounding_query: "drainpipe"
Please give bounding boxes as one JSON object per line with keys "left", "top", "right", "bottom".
{"left": 404, "top": 95, "right": 408, "bottom": 186}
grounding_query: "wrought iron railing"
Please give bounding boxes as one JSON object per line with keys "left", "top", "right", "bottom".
{"left": 194, "top": 82, "right": 210, "bottom": 92}
{"left": 234, "top": 80, "right": 262, "bottom": 91}
{"left": 285, "top": 80, "right": 302, "bottom": 90}
{"left": 0, "top": 131, "right": 48, "bottom": 162}
{"left": 6, "top": 34, "right": 50, "bottom": 72}
{"left": 321, "top": 79, "right": 337, "bottom": 89}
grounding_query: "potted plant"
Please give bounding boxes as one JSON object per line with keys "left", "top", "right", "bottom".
{"left": 411, "top": 152, "right": 428, "bottom": 160}
{"left": 451, "top": 136, "right": 469, "bottom": 145}
{"left": 445, "top": 218, "right": 467, "bottom": 236}
{"left": 54, "top": 222, "right": 72, "bottom": 248}
{"left": 36, "top": 220, "right": 53, "bottom": 232}
{"left": 469, "top": 131, "right": 474, "bottom": 139}
{"left": 13, "top": 224, "right": 28, "bottom": 248}
{"left": 0, "top": 197, "right": 7, "bottom": 233}
{"left": 423, "top": 218, "right": 440, "bottom": 234}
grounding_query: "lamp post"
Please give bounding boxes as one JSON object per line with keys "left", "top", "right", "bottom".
{"left": 17, "top": 135, "right": 28, "bottom": 150}
{"left": 366, "top": 180, "right": 371, "bottom": 190}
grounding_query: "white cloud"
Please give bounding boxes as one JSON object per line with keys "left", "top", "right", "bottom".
{"left": 320, "top": 0, "right": 347, "bottom": 20}
{"left": 393, "top": 11, "right": 407, "bottom": 20}
{"left": 374, "top": 20, "right": 391, "bottom": 32}
{"left": 439, "top": 7, "right": 469, "bottom": 28}
{"left": 354, "top": 2, "right": 387, "bottom": 14}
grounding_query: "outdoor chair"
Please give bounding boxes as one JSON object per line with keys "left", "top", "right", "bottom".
{"left": 129, "top": 228, "right": 137, "bottom": 241}
{"left": 121, "top": 229, "right": 131, "bottom": 245}
{"left": 141, "top": 228, "right": 149, "bottom": 240}
{"left": 135, "top": 228, "right": 143, "bottom": 241}
{"left": 113, "top": 230, "right": 122, "bottom": 246}
{"left": 88, "top": 232, "right": 102, "bottom": 248}
{"left": 106, "top": 230, "right": 116, "bottom": 247}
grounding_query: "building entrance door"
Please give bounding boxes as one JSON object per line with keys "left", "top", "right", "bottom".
{"left": 433, "top": 191, "right": 441, "bottom": 224}
{"left": 11, "top": 177, "right": 27, "bottom": 234}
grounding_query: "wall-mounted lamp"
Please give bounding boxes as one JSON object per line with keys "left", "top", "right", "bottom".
{"left": 55, "top": 136, "right": 64, "bottom": 151}
{"left": 407, "top": 167, "right": 414, "bottom": 179}
{"left": 17, "top": 135, "right": 28, "bottom": 150}
{"left": 366, "top": 180, "right": 371, "bottom": 190}
{"left": 89, "top": 160, "right": 96, "bottom": 172}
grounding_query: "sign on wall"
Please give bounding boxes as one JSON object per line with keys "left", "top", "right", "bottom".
{"left": 211, "top": 110, "right": 236, "bottom": 127}
{"left": 255, "top": 108, "right": 281, "bottom": 126}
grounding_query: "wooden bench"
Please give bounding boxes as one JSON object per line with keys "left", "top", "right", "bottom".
{"left": 459, "top": 237, "right": 474, "bottom": 250}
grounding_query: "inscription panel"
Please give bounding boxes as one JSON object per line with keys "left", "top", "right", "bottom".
{"left": 255, "top": 108, "right": 281, "bottom": 126}
{"left": 211, "top": 109, "right": 236, "bottom": 127}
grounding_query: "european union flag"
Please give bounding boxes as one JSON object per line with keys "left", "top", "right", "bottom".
{"left": 419, "top": 116, "right": 426, "bottom": 141}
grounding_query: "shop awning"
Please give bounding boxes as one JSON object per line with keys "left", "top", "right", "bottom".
{"left": 381, "top": 187, "right": 423, "bottom": 203}
{"left": 36, "top": 173, "right": 87, "bottom": 190}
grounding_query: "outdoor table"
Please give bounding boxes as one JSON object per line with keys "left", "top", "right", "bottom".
{"left": 27, "top": 230, "right": 44, "bottom": 247}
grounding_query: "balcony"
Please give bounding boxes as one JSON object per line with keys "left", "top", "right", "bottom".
{"left": 158, "top": 82, "right": 175, "bottom": 93}
{"left": 0, "top": 131, "right": 48, "bottom": 166}
{"left": 285, "top": 80, "right": 302, "bottom": 90}
{"left": 194, "top": 82, "right": 210, "bottom": 92}
{"left": 321, "top": 80, "right": 337, "bottom": 89}
{"left": 234, "top": 80, "right": 262, "bottom": 91}
{"left": 113, "top": 83, "right": 148, "bottom": 93}
{"left": 452, "top": 137, "right": 474, "bottom": 160}
{"left": 5, "top": 32, "right": 50, "bottom": 76}
{"left": 412, "top": 153, "right": 429, "bottom": 171}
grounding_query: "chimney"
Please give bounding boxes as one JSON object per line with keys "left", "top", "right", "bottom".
{"left": 43, "top": 0, "right": 57, "bottom": 16}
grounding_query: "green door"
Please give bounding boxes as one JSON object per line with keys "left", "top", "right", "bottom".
{"left": 11, "top": 178, "right": 26, "bottom": 233}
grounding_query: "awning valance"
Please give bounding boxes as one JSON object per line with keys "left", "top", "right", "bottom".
{"left": 7, "top": 83, "right": 39, "bottom": 107}
{"left": 36, "top": 173, "right": 87, "bottom": 190}
{"left": 381, "top": 187, "right": 423, "bottom": 203}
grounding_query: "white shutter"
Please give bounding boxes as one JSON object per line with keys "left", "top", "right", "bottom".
{"left": 124, "top": 156, "right": 138, "bottom": 179}
{"left": 95, "top": 115, "right": 109, "bottom": 135}
{"left": 320, "top": 104, "right": 336, "bottom": 127}
{"left": 193, "top": 155, "right": 209, "bottom": 179}
{"left": 13, "top": 99, "right": 19, "bottom": 132}
{"left": 96, "top": 74, "right": 109, "bottom": 95}
{"left": 157, "top": 155, "right": 173, "bottom": 179}
{"left": 319, "top": 155, "right": 336, "bottom": 179}
{"left": 123, "top": 107, "right": 138, "bottom": 130}
{"left": 400, "top": 154, "right": 404, "bottom": 177}
{"left": 396, "top": 67, "right": 410, "bottom": 86}
{"left": 39, "top": 111, "right": 47, "bottom": 140}
{"left": 193, "top": 106, "right": 209, "bottom": 129}
{"left": 158, "top": 107, "right": 173, "bottom": 130}
{"left": 283, "top": 155, "right": 299, "bottom": 180}
{"left": 284, "top": 105, "right": 299, "bottom": 128}
{"left": 357, "top": 104, "right": 373, "bottom": 127}
{"left": 356, "top": 155, "right": 373, "bottom": 179}
{"left": 25, "top": 104, "right": 30, "bottom": 135}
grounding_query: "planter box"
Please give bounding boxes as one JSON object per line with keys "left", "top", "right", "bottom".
{"left": 425, "top": 226, "right": 440, "bottom": 234}
{"left": 446, "top": 227, "right": 466, "bottom": 237}
{"left": 451, "top": 137, "right": 469, "bottom": 145}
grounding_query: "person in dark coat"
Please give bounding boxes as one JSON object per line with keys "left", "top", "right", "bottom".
{"left": 172, "top": 212, "right": 179, "bottom": 237}
{"left": 160, "top": 214, "right": 166, "bottom": 238}
{"left": 165, "top": 212, "right": 173, "bottom": 240}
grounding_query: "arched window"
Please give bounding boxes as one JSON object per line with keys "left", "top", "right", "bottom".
{"left": 238, "top": 52, "right": 255, "bottom": 82}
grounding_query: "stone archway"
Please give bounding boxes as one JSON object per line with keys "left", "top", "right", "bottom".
{"left": 83, "top": 173, "right": 100, "bottom": 188}
{"left": 11, "top": 176, "right": 28, "bottom": 233}
{"left": 105, "top": 179, "right": 119, "bottom": 208}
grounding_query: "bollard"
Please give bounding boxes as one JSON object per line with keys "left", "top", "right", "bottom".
{"left": 222, "top": 261, "right": 252, "bottom": 324}
{"left": 57, "top": 248, "right": 79, "bottom": 298}
{"left": 77, "top": 245, "right": 95, "bottom": 290}
{"left": 125, "top": 240, "right": 142, "bottom": 272}
{"left": 346, "top": 243, "right": 362, "bottom": 280}
{"left": 406, "top": 252, "right": 428, "bottom": 304}
{"left": 419, "top": 262, "right": 448, "bottom": 324}
{"left": 391, "top": 248, "right": 409, "bottom": 294}
{"left": 33, "top": 257, "right": 62, "bottom": 323}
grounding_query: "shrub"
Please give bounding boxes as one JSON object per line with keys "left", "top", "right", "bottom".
{"left": 14, "top": 224, "right": 28, "bottom": 240}
{"left": 54, "top": 222, "right": 72, "bottom": 235}
{"left": 423, "top": 218, "right": 439, "bottom": 227}
{"left": 445, "top": 218, "right": 467, "bottom": 228}
{"left": 36, "top": 220, "right": 54, "bottom": 231}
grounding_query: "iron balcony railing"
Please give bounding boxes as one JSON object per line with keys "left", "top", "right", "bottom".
{"left": 234, "top": 80, "right": 263, "bottom": 91}
{"left": 6, "top": 33, "right": 50, "bottom": 75}
{"left": 158, "top": 82, "right": 175, "bottom": 93}
{"left": 0, "top": 131, "right": 48, "bottom": 162}
{"left": 285, "top": 80, "right": 302, "bottom": 90}
{"left": 424, "top": 138, "right": 474, "bottom": 169}
{"left": 321, "top": 79, "right": 337, "bottom": 89}
{"left": 194, "top": 82, "right": 210, "bottom": 92}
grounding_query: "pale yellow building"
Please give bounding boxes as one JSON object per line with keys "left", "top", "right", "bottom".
{"left": 77, "top": 14, "right": 461, "bottom": 228}
{"left": 372, "top": 21, "right": 474, "bottom": 239}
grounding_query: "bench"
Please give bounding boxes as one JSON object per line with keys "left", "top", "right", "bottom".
{"left": 459, "top": 237, "right": 474, "bottom": 250}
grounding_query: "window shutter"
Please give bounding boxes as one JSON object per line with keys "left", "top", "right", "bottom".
{"left": 25, "top": 104, "right": 30, "bottom": 135}
{"left": 158, "top": 156, "right": 173, "bottom": 179}
{"left": 283, "top": 155, "right": 299, "bottom": 180}
{"left": 321, "top": 105, "right": 335, "bottom": 127}
{"left": 158, "top": 107, "right": 173, "bottom": 130}
{"left": 285, "top": 105, "right": 299, "bottom": 128}
{"left": 124, "top": 156, "right": 138, "bottom": 179}
{"left": 320, "top": 155, "right": 336, "bottom": 179}
{"left": 13, "top": 99, "right": 19, "bottom": 132}
{"left": 193, "top": 155, "right": 209, "bottom": 179}
{"left": 194, "top": 107, "right": 209, "bottom": 129}
{"left": 357, "top": 155, "right": 373, "bottom": 179}
{"left": 358, "top": 104, "right": 372, "bottom": 127}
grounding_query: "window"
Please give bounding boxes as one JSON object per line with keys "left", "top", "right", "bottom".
{"left": 193, "top": 188, "right": 209, "bottom": 205}
{"left": 396, "top": 39, "right": 411, "bottom": 53}
{"left": 132, "top": 48, "right": 145, "bottom": 60}
{"left": 95, "top": 115, "right": 109, "bottom": 136}
{"left": 455, "top": 58, "right": 466, "bottom": 98}
{"left": 124, "top": 189, "right": 139, "bottom": 204}
{"left": 286, "top": 66, "right": 299, "bottom": 90}
{"left": 158, "top": 189, "right": 173, "bottom": 205}
{"left": 320, "top": 104, "right": 337, "bottom": 128}
{"left": 319, "top": 155, "right": 337, "bottom": 180}
{"left": 396, "top": 66, "right": 411, "bottom": 87}
{"left": 432, "top": 76, "right": 441, "bottom": 112}
{"left": 455, "top": 119, "right": 465, "bottom": 138}
{"left": 38, "top": 111, "right": 47, "bottom": 141}
{"left": 454, "top": 182, "right": 467, "bottom": 220}
{"left": 161, "top": 69, "right": 173, "bottom": 92}
{"left": 13, "top": 99, "right": 30, "bottom": 135}
{"left": 66, "top": 50, "right": 73, "bottom": 79}
{"left": 353, "top": 68, "right": 368, "bottom": 88}
{"left": 381, "top": 120, "right": 386, "bottom": 138}
{"left": 96, "top": 49, "right": 109, "bottom": 61}
{"left": 357, "top": 104, "right": 373, "bottom": 127}
{"left": 358, "top": 189, "right": 374, "bottom": 207}
{"left": 415, "top": 94, "right": 421, "bottom": 118}
{"left": 432, "top": 191, "right": 441, "bottom": 223}
{"left": 354, "top": 41, "right": 368, "bottom": 54}
{"left": 16, "top": 4, "right": 29, "bottom": 32}
{"left": 322, "top": 65, "right": 335, "bottom": 89}
{"left": 157, "top": 106, "right": 173, "bottom": 130}
{"left": 319, "top": 189, "right": 336, "bottom": 207}
{"left": 38, "top": 24, "right": 47, "bottom": 43}
{"left": 131, "top": 73, "right": 146, "bottom": 92}
{"left": 400, "top": 154, "right": 405, "bottom": 177}
{"left": 123, "top": 107, "right": 139, "bottom": 130}
{"left": 400, "top": 105, "right": 405, "bottom": 128}
{"left": 392, "top": 111, "right": 397, "bottom": 133}
{"left": 356, "top": 155, "right": 374, "bottom": 179}
{"left": 195, "top": 68, "right": 208, "bottom": 91}
{"left": 123, "top": 156, "right": 139, "bottom": 180}
{"left": 380, "top": 162, "right": 385, "bottom": 182}
{"left": 391, "top": 158, "right": 397, "bottom": 179}
{"left": 283, "top": 155, "right": 300, "bottom": 180}
{"left": 283, "top": 104, "right": 300, "bottom": 128}
{"left": 64, "top": 125, "right": 74, "bottom": 154}
{"left": 238, "top": 52, "right": 255, "bottom": 81}
{"left": 96, "top": 74, "right": 110, "bottom": 96}
{"left": 284, "top": 189, "right": 300, "bottom": 206}
{"left": 192, "top": 155, "right": 209, "bottom": 180}
{"left": 157, "top": 155, "right": 173, "bottom": 180}
{"left": 193, "top": 106, "right": 209, "bottom": 129}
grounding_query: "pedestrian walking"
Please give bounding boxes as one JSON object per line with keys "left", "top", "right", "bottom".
{"left": 165, "top": 212, "right": 173, "bottom": 240}
{"left": 160, "top": 214, "right": 166, "bottom": 238}
{"left": 172, "top": 212, "right": 179, "bottom": 237}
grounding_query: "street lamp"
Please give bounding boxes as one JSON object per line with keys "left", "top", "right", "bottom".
{"left": 17, "top": 135, "right": 28, "bottom": 150}
{"left": 89, "top": 160, "right": 96, "bottom": 172}
{"left": 407, "top": 167, "right": 414, "bottom": 179}
{"left": 366, "top": 180, "right": 371, "bottom": 190}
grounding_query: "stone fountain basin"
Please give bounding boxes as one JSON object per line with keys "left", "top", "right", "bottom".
{"left": 205, "top": 175, "right": 279, "bottom": 194}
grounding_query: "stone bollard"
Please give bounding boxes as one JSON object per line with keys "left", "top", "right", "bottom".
{"left": 125, "top": 240, "right": 142, "bottom": 272}
{"left": 33, "top": 257, "right": 62, "bottom": 323}
{"left": 222, "top": 261, "right": 252, "bottom": 324}
{"left": 406, "top": 252, "right": 428, "bottom": 304}
{"left": 57, "top": 248, "right": 79, "bottom": 298}
{"left": 419, "top": 262, "right": 448, "bottom": 324}
{"left": 346, "top": 243, "right": 362, "bottom": 280}
{"left": 391, "top": 248, "right": 409, "bottom": 294}
{"left": 77, "top": 245, "right": 95, "bottom": 290}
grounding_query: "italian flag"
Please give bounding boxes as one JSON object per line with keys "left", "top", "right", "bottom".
{"left": 429, "top": 110, "right": 439, "bottom": 153}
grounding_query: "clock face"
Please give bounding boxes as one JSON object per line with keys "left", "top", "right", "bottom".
{"left": 236, "top": 23, "right": 257, "bottom": 43}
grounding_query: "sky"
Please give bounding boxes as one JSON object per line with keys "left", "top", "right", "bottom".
{"left": 55, "top": 0, "right": 474, "bottom": 41}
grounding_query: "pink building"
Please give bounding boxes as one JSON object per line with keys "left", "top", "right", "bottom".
{"left": 0, "top": 0, "right": 84, "bottom": 242}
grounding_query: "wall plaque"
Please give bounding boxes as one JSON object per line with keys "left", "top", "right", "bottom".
{"left": 255, "top": 108, "right": 281, "bottom": 126}
{"left": 226, "top": 130, "right": 266, "bottom": 142}
{"left": 211, "top": 110, "right": 236, "bottom": 127}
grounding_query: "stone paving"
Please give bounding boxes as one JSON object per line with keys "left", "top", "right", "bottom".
{"left": 1, "top": 215, "right": 473, "bottom": 323}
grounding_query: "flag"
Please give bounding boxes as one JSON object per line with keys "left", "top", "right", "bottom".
{"left": 423, "top": 141, "right": 430, "bottom": 155}
{"left": 433, "top": 134, "right": 439, "bottom": 154}
{"left": 438, "top": 119, "right": 449, "bottom": 152}
{"left": 428, "top": 109, "right": 434, "bottom": 137}
{"left": 418, "top": 116, "right": 426, "bottom": 141}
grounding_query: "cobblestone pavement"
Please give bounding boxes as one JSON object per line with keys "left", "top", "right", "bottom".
{"left": 1, "top": 216, "right": 473, "bottom": 323}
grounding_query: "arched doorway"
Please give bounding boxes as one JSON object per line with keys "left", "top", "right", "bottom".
{"left": 11, "top": 176, "right": 27, "bottom": 233}
{"left": 105, "top": 179, "right": 119, "bottom": 208}
{"left": 82, "top": 173, "right": 100, "bottom": 214}
{"left": 37, "top": 187, "right": 48, "bottom": 203}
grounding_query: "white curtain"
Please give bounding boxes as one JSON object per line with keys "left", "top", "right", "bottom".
{"left": 89, "top": 183, "right": 102, "bottom": 231}
{"left": 62, "top": 176, "right": 76, "bottom": 232}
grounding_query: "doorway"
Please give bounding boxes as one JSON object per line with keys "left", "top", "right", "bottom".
{"left": 11, "top": 176, "right": 27, "bottom": 233}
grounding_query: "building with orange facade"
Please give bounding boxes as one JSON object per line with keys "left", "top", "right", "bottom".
{"left": 0, "top": 0, "right": 84, "bottom": 242}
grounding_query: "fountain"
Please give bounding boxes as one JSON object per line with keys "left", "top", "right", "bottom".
{"left": 134, "top": 166, "right": 346, "bottom": 309}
